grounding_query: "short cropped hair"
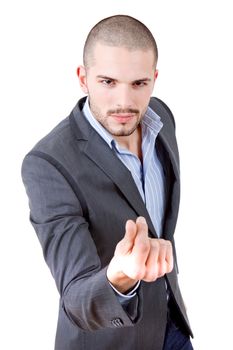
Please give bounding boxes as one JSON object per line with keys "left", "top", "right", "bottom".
{"left": 83, "top": 15, "right": 158, "bottom": 69}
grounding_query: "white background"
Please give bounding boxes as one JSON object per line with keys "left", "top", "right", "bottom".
{"left": 1, "top": 1, "right": 233, "bottom": 349}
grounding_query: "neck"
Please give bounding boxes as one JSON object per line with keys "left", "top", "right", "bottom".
{"left": 113, "top": 126, "right": 142, "bottom": 160}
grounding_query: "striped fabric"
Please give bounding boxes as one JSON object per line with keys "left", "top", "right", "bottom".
{"left": 82, "top": 99, "right": 165, "bottom": 237}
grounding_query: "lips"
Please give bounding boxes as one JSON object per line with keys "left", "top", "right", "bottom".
{"left": 110, "top": 114, "right": 135, "bottom": 123}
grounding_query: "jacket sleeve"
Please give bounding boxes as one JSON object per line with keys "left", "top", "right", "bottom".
{"left": 21, "top": 153, "right": 141, "bottom": 331}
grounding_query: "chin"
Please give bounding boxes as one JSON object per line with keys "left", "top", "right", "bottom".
{"left": 110, "top": 127, "right": 137, "bottom": 137}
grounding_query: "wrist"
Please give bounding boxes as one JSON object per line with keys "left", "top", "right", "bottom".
{"left": 107, "top": 261, "right": 138, "bottom": 294}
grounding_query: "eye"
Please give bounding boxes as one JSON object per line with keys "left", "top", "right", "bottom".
{"left": 101, "top": 79, "right": 115, "bottom": 86}
{"left": 133, "top": 81, "right": 147, "bottom": 88}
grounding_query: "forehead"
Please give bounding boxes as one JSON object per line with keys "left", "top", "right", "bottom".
{"left": 89, "top": 43, "right": 155, "bottom": 79}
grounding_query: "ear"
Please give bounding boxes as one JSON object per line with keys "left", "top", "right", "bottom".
{"left": 77, "top": 65, "right": 88, "bottom": 94}
{"left": 151, "top": 69, "right": 159, "bottom": 92}
{"left": 154, "top": 69, "right": 159, "bottom": 81}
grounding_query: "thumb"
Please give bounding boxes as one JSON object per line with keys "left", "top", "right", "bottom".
{"left": 124, "top": 219, "right": 137, "bottom": 243}
{"left": 115, "top": 220, "right": 137, "bottom": 256}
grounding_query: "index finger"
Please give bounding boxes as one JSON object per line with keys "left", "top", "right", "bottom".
{"left": 131, "top": 216, "right": 150, "bottom": 259}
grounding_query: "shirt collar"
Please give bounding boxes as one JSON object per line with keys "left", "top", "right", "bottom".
{"left": 83, "top": 98, "right": 114, "bottom": 148}
{"left": 82, "top": 97, "right": 163, "bottom": 149}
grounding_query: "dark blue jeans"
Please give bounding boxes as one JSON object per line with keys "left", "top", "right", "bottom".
{"left": 163, "top": 318, "right": 194, "bottom": 350}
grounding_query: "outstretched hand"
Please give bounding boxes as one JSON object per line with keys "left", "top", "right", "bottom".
{"left": 107, "top": 217, "right": 173, "bottom": 293}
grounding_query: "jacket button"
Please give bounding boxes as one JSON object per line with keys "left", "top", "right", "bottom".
{"left": 111, "top": 318, "right": 124, "bottom": 327}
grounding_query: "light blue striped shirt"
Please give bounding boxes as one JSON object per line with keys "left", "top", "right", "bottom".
{"left": 83, "top": 98, "right": 166, "bottom": 237}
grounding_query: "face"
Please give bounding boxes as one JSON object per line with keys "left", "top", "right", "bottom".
{"left": 77, "top": 43, "right": 158, "bottom": 138}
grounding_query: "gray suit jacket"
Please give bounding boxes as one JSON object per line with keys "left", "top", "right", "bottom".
{"left": 22, "top": 97, "right": 192, "bottom": 350}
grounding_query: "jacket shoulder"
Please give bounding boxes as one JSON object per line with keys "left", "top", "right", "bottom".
{"left": 25, "top": 98, "right": 87, "bottom": 159}
{"left": 30, "top": 117, "right": 72, "bottom": 154}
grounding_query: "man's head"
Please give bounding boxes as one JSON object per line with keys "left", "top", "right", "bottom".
{"left": 77, "top": 15, "right": 159, "bottom": 139}
{"left": 83, "top": 15, "right": 158, "bottom": 70}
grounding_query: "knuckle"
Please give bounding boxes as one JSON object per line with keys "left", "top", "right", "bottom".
{"left": 160, "top": 239, "right": 168, "bottom": 248}
{"left": 129, "top": 267, "right": 145, "bottom": 280}
{"left": 137, "top": 240, "right": 150, "bottom": 254}
{"left": 146, "top": 268, "right": 158, "bottom": 282}
{"left": 158, "top": 239, "right": 172, "bottom": 248}
{"left": 143, "top": 264, "right": 159, "bottom": 282}
{"left": 143, "top": 271, "right": 158, "bottom": 282}
{"left": 116, "top": 240, "right": 123, "bottom": 249}
{"left": 115, "top": 240, "right": 124, "bottom": 252}
{"left": 167, "top": 261, "right": 174, "bottom": 273}
{"left": 115, "top": 238, "right": 132, "bottom": 255}
{"left": 157, "top": 266, "right": 166, "bottom": 278}
{"left": 151, "top": 239, "right": 159, "bottom": 249}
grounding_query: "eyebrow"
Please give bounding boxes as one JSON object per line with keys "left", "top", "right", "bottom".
{"left": 96, "top": 75, "right": 152, "bottom": 83}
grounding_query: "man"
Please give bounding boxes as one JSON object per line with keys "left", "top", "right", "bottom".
{"left": 22, "top": 15, "right": 193, "bottom": 350}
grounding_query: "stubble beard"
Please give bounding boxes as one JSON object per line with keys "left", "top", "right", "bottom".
{"left": 89, "top": 99, "right": 142, "bottom": 137}
{"left": 101, "top": 120, "right": 140, "bottom": 137}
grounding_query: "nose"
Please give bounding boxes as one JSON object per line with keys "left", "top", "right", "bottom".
{"left": 116, "top": 84, "right": 134, "bottom": 109}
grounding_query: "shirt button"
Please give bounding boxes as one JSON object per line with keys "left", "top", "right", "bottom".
{"left": 111, "top": 318, "right": 124, "bottom": 327}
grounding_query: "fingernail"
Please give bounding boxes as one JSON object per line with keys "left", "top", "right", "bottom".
{"left": 137, "top": 216, "right": 146, "bottom": 224}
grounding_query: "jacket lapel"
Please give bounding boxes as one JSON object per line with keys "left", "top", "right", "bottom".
{"left": 155, "top": 106, "right": 181, "bottom": 240}
{"left": 157, "top": 124, "right": 179, "bottom": 182}
{"left": 69, "top": 100, "right": 158, "bottom": 237}
{"left": 86, "top": 131, "right": 158, "bottom": 238}
{"left": 70, "top": 97, "right": 180, "bottom": 239}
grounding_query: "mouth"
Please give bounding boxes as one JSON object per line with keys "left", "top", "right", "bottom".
{"left": 110, "top": 113, "right": 136, "bottom": 123}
